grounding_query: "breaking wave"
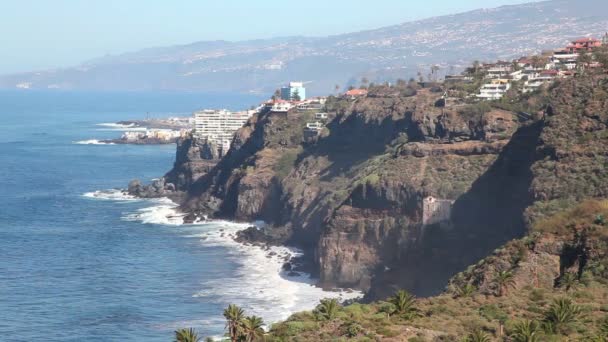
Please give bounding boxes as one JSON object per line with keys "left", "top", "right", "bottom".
{"left": 86, "top": 189, "right": 363, "bottom": 326}
{"left": 74, "top": 139, "right": 115, "bottom": 145}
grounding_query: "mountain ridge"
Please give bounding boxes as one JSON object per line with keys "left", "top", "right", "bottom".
{"left": 2, "top": 0, "right": 608, "bottom": 94}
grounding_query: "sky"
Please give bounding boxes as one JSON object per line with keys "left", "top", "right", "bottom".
{"left": 0, "top": 0, "right": 539, "bottom": 74}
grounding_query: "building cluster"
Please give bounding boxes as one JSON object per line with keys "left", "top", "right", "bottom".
{"left": 121, "top": 129, "right": 187, "bottom": 142}
{"left": 469, "top": 34, "right": 608, "bottom": 100}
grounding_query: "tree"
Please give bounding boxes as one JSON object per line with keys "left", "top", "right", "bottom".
{"left": 456, "top": 283, "right": 477, "bottom": 298}
{"left": 388, "top": 290, "right": 418, "bottom": 319}
{"left": 274, "top": 89, "right": 281, "bottom": 99}
{"left": 361, "top": 77, "right": 369, "bottom": 87}
{"left": 291, "top": 89, "right": 301, "bottom": 101}
{"left": 577, "top": 52, "right": 593, "bottom": 75}
{"left": 223, "top": 304, "right": 245, "bottom": 342}
{"left": 174, "top": 328, "right": 202, "bottom": 342}
{"left": 593, "top": 46, "right": 608, "bottom": 72}
{"left": 510, "top": 320, "right": 541, "bottom": 342}
{"left": 334, "top": 84, "right": 341, "bottom": 94}
{"left": 558, "top": 272, "right": 578, "bottom": 292}
{"left": 544, "top": 298, "right": 582, "bottom": 334}
{"left": 315, "top": 298, "right": 340, "bottom": 320}
{"left": 463, "top": 329, "right": 492, "bottom": 342}
{"left": 241, "top": 316, "right": 265, "bottom": 342}
{"left": 493, "top": 270, "right": 516, "bottom": 297}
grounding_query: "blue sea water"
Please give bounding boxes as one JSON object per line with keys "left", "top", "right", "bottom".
{"left": 0, "top": 90, "right": 359, "bottom": 341}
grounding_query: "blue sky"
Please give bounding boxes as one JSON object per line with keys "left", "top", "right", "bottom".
{"left": 0, "top": 0, "right": 538, "bottom": 74}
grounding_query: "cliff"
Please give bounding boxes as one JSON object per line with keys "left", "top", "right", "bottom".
{"left": 152, "top": 82, "right": 534, "bottom": 297}
{"left": 140, "top": 74, "right": 608, "bottom": 305}
{"left": 264, "top": 75, "right": 608, "bottom": 340}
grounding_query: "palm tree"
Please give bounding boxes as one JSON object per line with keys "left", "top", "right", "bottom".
{"left": 558, "top": 272, "right": 578, "bottom": 292}
{"left": 456, "top": 283, "right": 477, "bottom": 298}
{"left": 316, "top": 298, "right": 340, "bottom": 320}
{"left": 223, "top": 304, "right": 245, "bottom": 342}
{"left": 510, "top": 320, "right": 541, "bottom": 342}
{"left": 174, "top": 328, "right": 202, "bottom": 342}
{"left": 493, "top": 270, "right": 516, "bottom": 297}
{"left": 389, "top": 290, "right": 419, "bottom": 319}
{"left": 463, "top": 329, "right": 492, "bottom": 342}
{"left": 241, "top": 315, "right": 265, "bottom": 342}
{"left": 545, "top": 298, "right": 582, "bottom": 333}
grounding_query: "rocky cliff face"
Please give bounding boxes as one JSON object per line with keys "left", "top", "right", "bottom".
{"left": 146, "top": 76, "right": 608, "bottom": 297}
{"left": 127, "top": 135, "right": 219, "bottom": 199}
{"left": 155, "top": 84, "right": 537, "bottom": 296}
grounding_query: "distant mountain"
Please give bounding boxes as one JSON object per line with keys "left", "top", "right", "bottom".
{"left": 2, "top": 0, "right": 607, "bottom": 95}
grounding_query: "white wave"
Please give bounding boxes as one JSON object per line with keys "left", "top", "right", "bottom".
{"left": 88, "top": 192, "right": 363, "bottom": 329}
{"left": 97, "top": 122, "right": 136, "bottom": 128}
{"left": 122, "top": 200, "right": 186, "bottom": 225}
{"left": 189, "top": 221, "right": 363, "bottom": 325}
{"left": 83, "top": 189, "right": 138, "bottom": 201}
{"left": 96, "top": 122, "right": 147, "bottom": 132}
{"left": 122, "top": 201, "right": 363, "bottom": 324}
{"left": 74, "top": 139, "right": 115, "bottom": 145}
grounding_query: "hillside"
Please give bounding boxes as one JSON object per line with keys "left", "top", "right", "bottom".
{"left": 156, "top": 73, "right": 608, "bottom": 341}
{"left": 3, "top": 0, "right": 608, "bottom": 94}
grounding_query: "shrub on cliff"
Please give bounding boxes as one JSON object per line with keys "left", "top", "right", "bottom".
{"left": 314, "top": 298, "right": 341, "bottom": 321}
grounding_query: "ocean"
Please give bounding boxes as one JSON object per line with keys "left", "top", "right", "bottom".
{"left": 0, "top": 90, "right": 360, "bottom": 341}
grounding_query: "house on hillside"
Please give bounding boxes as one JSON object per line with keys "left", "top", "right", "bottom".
{"left": 269, "top": 100, "right": 294, "bottom": 113}
{"left": 523, "top": 70, "right": 558, "bottom": 93}
{"left": 566, "top": 37, "right": 602, "bottom": 54}
{"left": 477, "top": 79, "right": 511, "bottom": 100}
{"left": 344, "top": 88, "right": 368, "bottom": 99}
{"left": 486, "top": 65, "right": 514, "bottom": 79}
{"left": 315, "top": 112, "right": 328, "bottom": 120}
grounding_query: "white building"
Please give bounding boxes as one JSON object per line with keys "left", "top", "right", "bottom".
{"left": 305, "top": 122, "right": 324, "bottom": 131}
{"left": 315, "top": 113, "right": 329, "bottom": 120}
{"left": 271, "top": 101, "right": 294, "bottom": 113}
{"left": 523, "top": 70, "right": 558, "bottom": 93}
{"left": 477, "top": 79, "right": 511, "bottom": 100}
{"left": 193, "top": 109, "right": 253, "bottom": 156}
{"left": 486, "top": 65, "right": 513, "bottom": 79}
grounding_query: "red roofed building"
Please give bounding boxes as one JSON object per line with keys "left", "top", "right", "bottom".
{"left": 566, "top": 37, "right": 602, "bottom": 53}
{"left": 344, "top": 89, "right": 368, "bottom": 98}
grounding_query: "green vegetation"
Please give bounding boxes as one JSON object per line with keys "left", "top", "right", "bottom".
{"left": 273, "top": 148, "right": 301, "bottom": 180}
{"left": 388, "top": 290, "right": 419, "bottom": 320}
{"left": 174, "top": 328, "right": 202, "bottom": 342}
{"left": 314, "top": 298, "right": 341, "bottom": 321}
{"left": 223, "top": 304, "right": 245, "bottom": 342}
{"left": 493, "top": 270, "right": 516, "bottom": 297}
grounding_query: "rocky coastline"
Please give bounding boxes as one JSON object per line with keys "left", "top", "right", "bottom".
{"left": 102, "top": 137, "right": 178, "bottom": 145}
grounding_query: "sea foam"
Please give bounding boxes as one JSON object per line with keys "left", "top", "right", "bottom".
{"left": 86, "top": 190, "right": 363, "bottom": 328}
{"left": 74, "top": 139, "right": 115, "bottom": 145}
{"left": 96, "top": 122, "right": 146, "bottom": 132}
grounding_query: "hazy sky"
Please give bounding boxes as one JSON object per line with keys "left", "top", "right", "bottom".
{"left": 0, "top": 0, "right": 538, "bottom": 74}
